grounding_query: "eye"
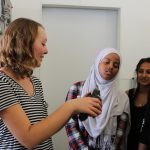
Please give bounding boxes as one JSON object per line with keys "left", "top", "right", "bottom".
{"left": 138, "top": 69, "right": 144, "bottom": 74}
{"left": 146, "top": 70, "right": 150, "bottom": 74}
{"left": 104, "top": 61, "right": 110, "bottom": 65}
{"left": 102, "top": 59, "right": 110, "bottom": 64}
{"left": 113, "top": 63, "right": 120, "bottom": 69}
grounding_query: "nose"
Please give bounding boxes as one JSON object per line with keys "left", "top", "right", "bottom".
{"left": 109, "top": 62, "right": 114, "bottom": 70}
{"left": 44, "top": 47, "right": 48, "bottom": 54}
{"left": 142, "top": 71, "right": 147, "bottom": 77}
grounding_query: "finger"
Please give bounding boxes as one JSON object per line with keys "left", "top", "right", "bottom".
{"left": 90, "top": 100, "right": 102, "bottom": 110}
{"left": 91, "top": 98, "right": 102, "bottom": 106}
{"left": 89, "top": 106, "right": 101, "bottom": 116}
{"left": 88, "top": 109, "right": 101, "bottom": 117}
{"left": 91, "top": 104, "right": 102, "bottom": 112}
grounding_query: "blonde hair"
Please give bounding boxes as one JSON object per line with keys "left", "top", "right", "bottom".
{"left": 0, "top": 18, "right": 44, "bottom": 77}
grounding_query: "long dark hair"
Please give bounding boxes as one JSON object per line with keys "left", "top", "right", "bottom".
{"left": 135, "top": 57, "right": 150, "bottom": 73}
{"left": 132, "top": 57, "right": 150, "bottom": 100}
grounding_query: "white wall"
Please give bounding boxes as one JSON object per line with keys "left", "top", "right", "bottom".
{"left": 11, "top": 0, "right": 150, "bottom": 84}
{"left": 41, "top": 0, "right": 150, "bottom": 80}
{"left": 10, "top": 0, "right": 150, "bottom": 149}
{"left": 42, "top": 8, "right": 118, "bottom": 150}
{"left": 11, "top": 0, "right": 42, "bottom": 77}
{"left": 11, "top": 0, "right": 42, "bottom": 21}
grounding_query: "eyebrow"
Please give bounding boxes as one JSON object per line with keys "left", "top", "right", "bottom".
{"left": 139, "top": 68, "right": 150, "bottom": 70}
{"left": 103, "top": 58, "right": 120, "bottom": 63}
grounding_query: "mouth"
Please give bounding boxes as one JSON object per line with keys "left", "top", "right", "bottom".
{"left": 140, "top": 79, "right": 148, "bottom": 82}
{"left": 40, "top": 56, "right": 44, "bottom": 60}
{"left": 105, "top": 70, "right": 112, "bottom": 75}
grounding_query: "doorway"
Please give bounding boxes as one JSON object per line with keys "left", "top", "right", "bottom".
{"left": 42, "top": 7, "right": 118, "bottom": 150}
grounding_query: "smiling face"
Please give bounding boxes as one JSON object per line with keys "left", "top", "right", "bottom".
{"left": 32, "top": 27, "right": 48, "bottom": 67}
{"left": 137, "top": 62, "right": 150, "bottom": 87}
{"left": 98, "top": 53, "right": 120, "bottom": 80}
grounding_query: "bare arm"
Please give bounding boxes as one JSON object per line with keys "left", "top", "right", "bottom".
{"left": 138, "top": 143, "right": 147, "bottom": 150}
{"left": 0, "top": 97, "right": 100, "bottom": 149}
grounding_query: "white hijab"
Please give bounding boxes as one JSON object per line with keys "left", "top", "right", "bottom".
{"left": 81, "top": 48, "right": 129, "bottom": 138}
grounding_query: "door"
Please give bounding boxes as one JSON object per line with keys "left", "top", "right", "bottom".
{"left": 42, "top": 7, "right": 118, "bottom": 150}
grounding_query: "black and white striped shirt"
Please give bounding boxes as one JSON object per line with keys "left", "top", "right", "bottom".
{"left": 0, "top": 72, "right": 53, "bottom": 150}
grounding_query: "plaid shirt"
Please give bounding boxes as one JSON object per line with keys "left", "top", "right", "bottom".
{"left": 65, "top": 81, "right": 129, "bottom": 150}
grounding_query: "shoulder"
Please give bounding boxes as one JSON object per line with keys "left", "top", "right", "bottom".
{"left": 125, "top": 88, "right": 135, "bottom": 96}
{"left": 0, "top": 74, "right": 19, "bottom": 111}
{"left": 0, "top": 72, "right": 14, "bottom": 88}
{"left": 66, "top": 81, "right": 85, "bottom": 101}
{"left": 31, "top": 75, "right": 41, "bottom": 82}
{"left": 73, "top": 81, "right": 85, "bottom": 86}
{"left": 118, "top": 90, "right": 130, "bottom": 105}
{"left": 31, "top": 76, "right": 43, "bottom": 91}
{"left": 118, "top": 90, "right": 129, "bottom": 99}
{"left": 31, "top": 76, "right": 42, "bottom": 84}
{"left": 0, "top": 72, "right": 10, "bottom": 82}
{"left": 117, "top": 90, "right": 130, "bottom": 115}
{"left": 69, "top": 81, "right": 85, "bottom": 90}
{"left": 125, "top": 90, "right": 129, "bottom": 95}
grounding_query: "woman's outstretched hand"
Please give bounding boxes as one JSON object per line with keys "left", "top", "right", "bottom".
{"left": 67, "top": 97, "right": 102, "bottom": 117}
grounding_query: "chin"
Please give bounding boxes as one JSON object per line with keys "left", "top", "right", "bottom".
{"left": 104, "top": 75, "right": 113, "bottom": 80}
{"left": 36, "top": 63, "right": 41, "bottom": 67}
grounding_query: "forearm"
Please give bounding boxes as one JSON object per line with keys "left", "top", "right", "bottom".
{"left": 1, "top": 101, "right": 74, "bottom": 149}
{"left": 138, "top": 143, "right": 147, "bottom": 150}
{"left": 27, "top": 102, "right": 74, "bottom": 148}
{"left": 115, "top": 112, "right": 129, "bottom": 148}
{"left": 1, "top": 94, "right": 100, "bottom": 148}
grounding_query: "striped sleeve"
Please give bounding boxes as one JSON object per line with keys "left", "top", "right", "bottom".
{"left": 0, "top": 79, "right": 19, "bottom": 111}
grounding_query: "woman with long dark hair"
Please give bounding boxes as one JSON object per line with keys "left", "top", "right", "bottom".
{"left": 127, "top": 57, "right": 150, "bottom": 150}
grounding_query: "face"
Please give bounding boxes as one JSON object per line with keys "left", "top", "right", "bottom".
{"left": 137, "top": 62, "right": 150, "bottom": 87}
{"left": 33, "top": 26, "right": 48, "bottom": 67}
{"left": 98, "top": 53, "right": 120, "bottom": 80}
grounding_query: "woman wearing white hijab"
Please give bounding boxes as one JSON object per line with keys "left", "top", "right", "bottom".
{"left": 65, "top": 48, "right": 130, "bottom": 150}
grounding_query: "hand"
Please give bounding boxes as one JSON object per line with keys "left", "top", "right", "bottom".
{"left": 68, "top": 97, "right": 102, "bottom": 117}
